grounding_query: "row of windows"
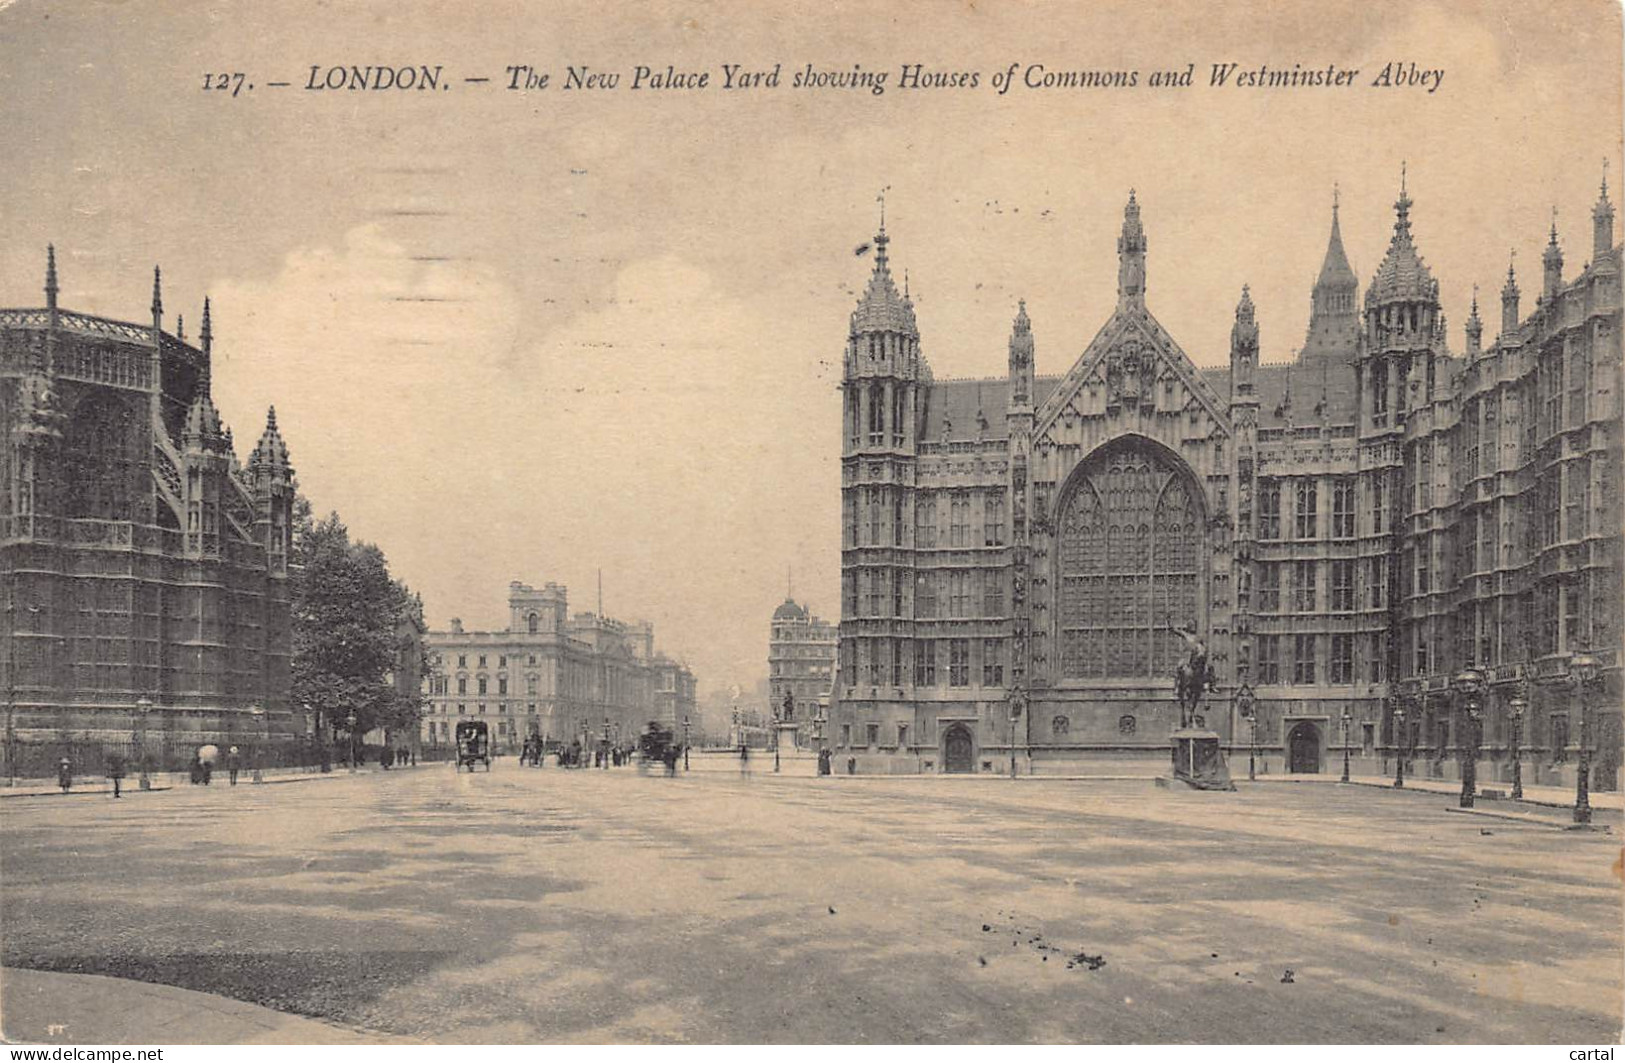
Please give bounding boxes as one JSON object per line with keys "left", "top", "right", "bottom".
{"left": 845, "top": 489, "right": 1007, "bottom": 549}
{"left": 1254, "top": 559, "right": 1369, "bottom": 613}
{"left": 449, "top": 653, "right": 542, "bottom": 670}
{"left": 1256, "top": 477, "right": 1361, "bottom": 540}
{"left": 430, "top": 702, "right": 540, "bottom": 715}
{"left": 841, "top": 637, "right": 1006, "bottom": 688}
{"left": 844, "top": 568, "right": 1007, "bottom": 619}
{"left": 438, "top": 674, "right": 549, "bottom": 696}
{"left": 1254, "top": 633, "right": 1361, "bottom": 686}
{"left": 836, "top": 714, "right": 1142, "bottom": 748}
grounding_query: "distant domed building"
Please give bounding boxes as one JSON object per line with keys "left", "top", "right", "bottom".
{"left": 834, "top": 171, "right": 1622, "bottom": 789}
{"left": 768, "top": 592, "right": 836, "bottom": 746}
{"left": 0, "top": 252, "right": 297, "bottom": 765}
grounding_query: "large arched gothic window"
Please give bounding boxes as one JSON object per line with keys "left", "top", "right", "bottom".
{"left": 1057, "top": 440, "right": 1203, "bottom": 679}
{"left": 61, "top": 394, "right": 142, "bottom": 521}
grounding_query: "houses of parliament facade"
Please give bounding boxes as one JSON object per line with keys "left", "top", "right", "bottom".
{"left": 833, "top": 171, "right": 1622, "bottom": 785}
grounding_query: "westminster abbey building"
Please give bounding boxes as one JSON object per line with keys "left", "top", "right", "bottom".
{"left": 834, "top": 173, "right": 1622, "bottom": 789}
{"left": 0, "top": 254, "right": 296, "bottom": 760}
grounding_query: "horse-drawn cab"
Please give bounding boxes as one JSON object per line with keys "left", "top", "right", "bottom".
{"left": 637, "top": 720, "right": 681, "bottom": 774}
{"left": 455, "top": 720, "right": 492, "bottom": 772}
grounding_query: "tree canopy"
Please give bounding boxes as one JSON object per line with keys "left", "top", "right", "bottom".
{"left": 291, "top": 503, "right": 426, "bottom": 741}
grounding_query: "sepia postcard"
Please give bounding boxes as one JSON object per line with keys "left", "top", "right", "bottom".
{"left": 0, "top": 0, "right": 1621, "bottom": 1051}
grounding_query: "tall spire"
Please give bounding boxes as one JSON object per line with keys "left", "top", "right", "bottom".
{"left": 1008, "top": 298, "right": 1034, "bottom": 408}
{"left": 201, "top": 297, "right": 213, "bottom": 357}
{"left": 1595, "top": 158, "right": 1616, "bottom": 260}
{"left": 1309, "top": 183, "right": 1358, "bottom": 346}
{"left": 150, "top": 265, "right": 163, "bottom": 329}
{"left": 1117, "top": 189, "right": 1147, "bottom": 306}
{"left": 1394, "top": 161, "right": 1413, "bottom": 238}
{"left": 1501, "top": 250, "right": 1521, "bottom": 334}
{"left": 874, "top": 187, "right": 889, "bottom": 271}
{"left": 1543, "top": 207, "right": 1564, "bottom": 299}
{"left": 851, "top": 200, "right": 917, "bottom": 338}
{"left": 1465, "top": 285, "right": 1482, "bottom": 355}
{"left": 1230, "top": 284, "right": 1259, "bottom": 401}
{"left": 44, "top": 245, "right": 58, "bottom": 312}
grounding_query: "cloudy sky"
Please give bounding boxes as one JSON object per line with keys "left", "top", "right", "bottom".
{"left": 2, "top": 0, "right": 1619, "bottom": 695}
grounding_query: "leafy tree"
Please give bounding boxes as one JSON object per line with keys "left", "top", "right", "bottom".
{"left": 290, "top": 507, "right": 425, "bottom": 748}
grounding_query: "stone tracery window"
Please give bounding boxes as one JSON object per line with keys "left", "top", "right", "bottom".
{"left": 1058, "top": 440, "right": 1203, "bottom": 679}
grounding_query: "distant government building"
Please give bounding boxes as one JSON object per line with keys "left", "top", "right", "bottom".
{"left": 768, "top": 594, "right": 837, "bottom": 746}
{"left": 0, "top": 252, "right": 297, "bottom": 748}
{"left": 422, "top": 580, "right": 697, "bottom": 752}
{"left": 833, "top": 170, "right": 1622, "bottom": 784}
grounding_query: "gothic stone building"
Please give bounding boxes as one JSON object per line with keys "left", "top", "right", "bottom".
{"left": 423, "top": 580, "right": 697, "bottom": 752}
{"left": 0, "top": 252, "right": 297, "bottom": 754}
{"left": 834, "top": 175, "right": 1622, "bottom": 785}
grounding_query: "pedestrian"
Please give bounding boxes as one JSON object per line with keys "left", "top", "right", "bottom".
{"left": 57, "top": 756, "right": 72, "bottom": 794}
{"left": 227, "top": 746, "right": 241, "bottom": 786}
{"left": 740, "top": 743, "right": 751, "bottom": 777}
{"left": 202, "top": 758, "right": 213, "bottom": 785}
{"left": 189, "top": 753, "right": 203, "bottom": 785}
{"left": 107, "top": 752, "right": 125, "bottom": 799}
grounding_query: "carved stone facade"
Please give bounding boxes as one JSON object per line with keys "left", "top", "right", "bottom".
{"left": 0, "top": 253, "right": 297, "bottom": 747}
{"left": 835, "top": 175, "right": 1623, "bottom": 785}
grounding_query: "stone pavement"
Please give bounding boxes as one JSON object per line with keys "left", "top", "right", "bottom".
{"left": 1255, "top": 770, "right": 1625, "bottom": 812}
{"left": 2, "top": 764, "right": 1619, "bottom": 1043}
{"left": 1, "top": 967, "right": 412, "bottom": 1044}
{"left": 0, "top": 763, "right": 419, "bottom": 800}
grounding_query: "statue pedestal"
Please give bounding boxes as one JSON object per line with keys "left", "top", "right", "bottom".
{"left": 774, "top": 721, "right": 799, "bottom": 753}
{"left": 1168, "top": 730, "right": 1235, "bottom": 791}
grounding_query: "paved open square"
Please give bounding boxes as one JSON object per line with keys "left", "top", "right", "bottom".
{"left": 2, "top": 766, "right": 1620, "bottom": 1044}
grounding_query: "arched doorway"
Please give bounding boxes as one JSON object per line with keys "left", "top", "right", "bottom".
{"left": 943, "top": 724, "right": 975, "bottom": 774}
{"left": 1287, "top": 721, "right": 1321, "bottom": 774}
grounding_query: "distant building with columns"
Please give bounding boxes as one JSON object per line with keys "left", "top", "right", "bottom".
{"left": 422, "top": 580, "right": 696, "bottom": 752}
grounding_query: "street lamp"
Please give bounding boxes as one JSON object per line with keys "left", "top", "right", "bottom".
{"left": 1235, "top": 683, "right": 1256, "bottom": 782}
{"left": 1569, "top": 653, "right": 1599, "bottom": 825}
{"left": 346, "top": 711, "right": 358, "bottom": 773}
{"left": 1508, "top": 691, "right": 1526, "bottom": 801}
{"left": 1453, "top": 669, "right": 1485, "bottom": 808}
{"left": 1392, "top": 698, "right": 1407, "bottom": 790}
{"left": 772, "top": 702, "right": 781, "bottom": 774}
{"left": 682, "top": 714, "right": 690, "bottom": 772}
{"left": 249, "top": 705, "right": 265, "bottom": 783}
{"left": 1340, "top": 707, "right": 1352, "bottom": 783}
{"left": 135, "top": 698, "right": 153, "bottom": 790}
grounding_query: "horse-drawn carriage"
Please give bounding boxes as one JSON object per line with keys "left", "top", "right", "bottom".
{"left": 637, "top": 720, "right": 682, "bottom": 775}
{"left": 455, "top": 719, "right": 492, "bottom": 772}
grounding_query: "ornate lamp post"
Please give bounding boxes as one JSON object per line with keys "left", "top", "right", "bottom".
{"left": 1392, "top": 698, "right": 1407, "bottom": 790}
{"left": 1340, "top": 707, "right": 1352, "bottom": 783}
{"left": 1453, "top": 669, "right": 1485, "bottom": 808}
{"left": 249, "top": 705, "right": 265, "bottom": 783}
{"left": 1235, "top": 683, "right": 1256, "bottom": 782}
{"left": 346, "top": 711, "right": 358, "bottom": 773}
{"left": 1508, "top": 692, "right": 1526, "bottom": 801}
{"left": 682, "top": 714, "right": 690, "bottom": 772}
{"left": 134, "top": 697, "right": 153, "bottom": 790}
{"left": 1569, "top": 653, "right": 1598, "bottom": 825}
